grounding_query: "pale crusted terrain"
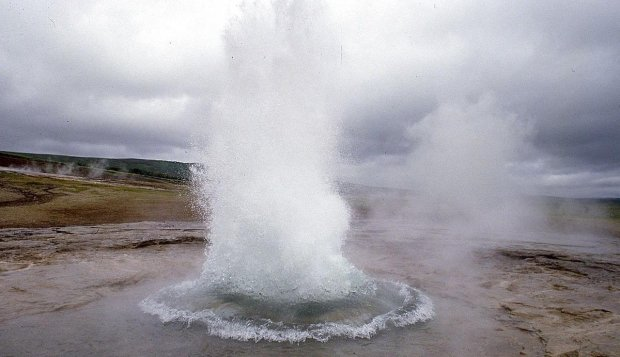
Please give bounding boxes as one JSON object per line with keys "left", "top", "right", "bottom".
{"left": 0, "top": 170, "right": 618, "bottom": 356}
{"left": 0, "top": 221, "right": 618, "bottom": 356}
{"left": 492, "top": 248, "right": 620, "bottom": 356}
{"left": 0, "top": 222, "right": 206, "bottom": 273}
{"left": 344, "top": 215, "right": 620, "bottom": 357}
{"left": 0, "top": 222, "right": 207, "bottom": 322}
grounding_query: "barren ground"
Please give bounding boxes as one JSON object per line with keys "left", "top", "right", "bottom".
{"left": 0, "top": 170, "right": 618, "bottom": 356}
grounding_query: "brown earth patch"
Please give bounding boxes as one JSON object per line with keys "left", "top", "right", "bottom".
{"left": 0, "top": 170, "right": 201, "bottom": 228}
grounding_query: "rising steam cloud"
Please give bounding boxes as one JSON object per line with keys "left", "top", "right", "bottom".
{"left": 404, "top": 95, "right": 540, "bottom": 234}
{"left": 349, "top": 94, "right": 544, "bottom": 237}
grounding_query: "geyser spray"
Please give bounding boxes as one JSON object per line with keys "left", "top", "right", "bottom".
{"left": 192, "top": 0, "right": 365, "bottom": 302}
{"left": 141, "top": 1, "right": 434, "bottom": 342}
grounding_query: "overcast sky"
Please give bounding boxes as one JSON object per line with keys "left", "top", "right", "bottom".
{"left": 1, "top": 1, "right": 619, "bottom": 197}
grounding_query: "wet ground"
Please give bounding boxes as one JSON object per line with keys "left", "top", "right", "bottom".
{"left": 1, "top": 217, "right": 618, "bottom": 356}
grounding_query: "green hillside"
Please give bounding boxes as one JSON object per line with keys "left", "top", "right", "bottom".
{"left": 0, "top": 151, "right": 192, "bottom": 182}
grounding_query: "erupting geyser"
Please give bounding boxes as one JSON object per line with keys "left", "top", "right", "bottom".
{"left": 141, "top": 0, "right": 433, "bottom": 342}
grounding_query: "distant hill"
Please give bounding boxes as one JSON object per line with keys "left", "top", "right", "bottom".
{"left": 0, "top": 151, "right": 192, "bottom": 182}
{"left": 542, "top": 196, "right": 620, "bottom": 221}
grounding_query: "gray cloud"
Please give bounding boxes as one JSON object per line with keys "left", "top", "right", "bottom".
{"left": 0, "top": 0, "right": 226, "bottom": 159}
{"left": 334, "top": 0, "right": 620, "bottom": 197}
{"left": 0, "top": 1, "right": 618, "bottom": 197}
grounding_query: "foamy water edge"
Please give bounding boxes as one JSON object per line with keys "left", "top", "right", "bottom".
{"left": 140, "top": 281, "right": 435, "bottom": 343}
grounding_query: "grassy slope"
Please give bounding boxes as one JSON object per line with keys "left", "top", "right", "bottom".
{"left": 0, "top": 151, "right": 192, "bottom": 181}
{"left": 544, "top": 197, "right": 620, "bottom": 237}
{"left": 0, "top": 171, "right": 199, "bottom": 228}
{"left": 0, "top": 151, "right": 617, "bottom": 233}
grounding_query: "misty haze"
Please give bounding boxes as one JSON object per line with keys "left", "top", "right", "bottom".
{"left": 0, "top": 1, "right": 618, "bottom": 356}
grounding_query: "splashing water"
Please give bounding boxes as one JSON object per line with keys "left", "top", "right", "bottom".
{"left": 141, "top": 0, "right": 433, "bottom": 342}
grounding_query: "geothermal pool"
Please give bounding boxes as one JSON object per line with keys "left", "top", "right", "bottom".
{"left": 140, "top": 276, "right": 433, "bottom": 343}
